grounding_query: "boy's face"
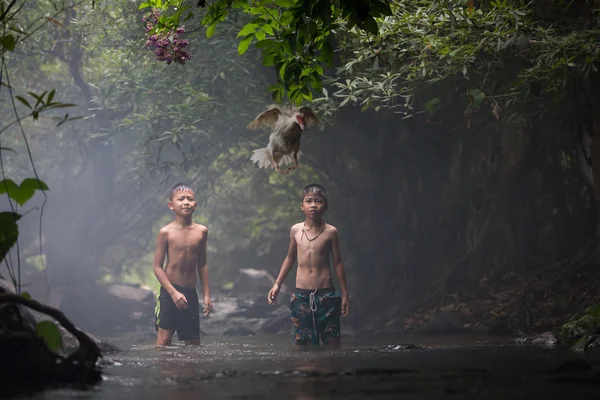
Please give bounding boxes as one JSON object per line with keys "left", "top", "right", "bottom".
{"left": 168, "top": 189, "right": 197, "bottom": 217}
{"left": 301, "top": 192, "right": 327, "bottom": 219}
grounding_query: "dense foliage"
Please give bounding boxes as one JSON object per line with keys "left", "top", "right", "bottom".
{"left": 139, "top": 0, "right": 393, "bottom": 104}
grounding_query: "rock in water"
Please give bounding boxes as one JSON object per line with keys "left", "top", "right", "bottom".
{"left": 222, "top": 326, "right": 256, "bottom": 336}
{"left": 58, "top": 325, "right": 120, "bottom": 355}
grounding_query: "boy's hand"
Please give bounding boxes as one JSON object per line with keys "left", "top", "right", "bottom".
{"left": 341, "top": 295, "right": 350, "bottom": 317}
{"left": 203, "top": 296, "right": 213, "bottom": 316}
{"left": 171, "top": 291, "right": 188, "bottom": 309}
{"left": 267, "top": 284, "right": 280, "bottom": 305}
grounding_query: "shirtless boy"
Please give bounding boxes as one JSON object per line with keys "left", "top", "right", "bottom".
{"left": 154, "top": 183, "right": 212, "bottom": 346}
{"left": 267, "top": 184, "right": 350, "bottom": 346}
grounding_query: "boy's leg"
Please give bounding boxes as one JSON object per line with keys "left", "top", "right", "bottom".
{"left": 324, "top": 336, "right": 341, "bottom": 348}
{"left": 317, "top": 292, "right": 342, "bottom": 347}
{"left": 156, "top": 328, "right": 175, "bottom": 346}
{"left": 155, "top": 285, "right": 178, "bottom": 345}
{"left": 289, "top": 292, "right": 316, "bottom": 345}
{"left": 177, "top": 287, "right": 201, "bottom": 345}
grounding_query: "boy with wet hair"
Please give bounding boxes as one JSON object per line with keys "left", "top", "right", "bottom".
{"left": 154, "top": 182, "right": 213, "bottom": 345}
{"left": 267, "top": 183, "right": 350, "bottom": 346}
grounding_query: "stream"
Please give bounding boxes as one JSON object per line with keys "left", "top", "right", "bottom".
{"left": 21, "top": 333, "right": 600, "bottom": 399}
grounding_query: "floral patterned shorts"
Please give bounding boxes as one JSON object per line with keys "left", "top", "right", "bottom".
{"left": 289, "top": 286, "right": 341, "bottom": 345}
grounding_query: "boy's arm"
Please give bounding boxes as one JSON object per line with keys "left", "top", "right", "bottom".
{"left": 267, "top": 226, "right": 298, "bottom": 305}
{"left": 197, "top": 227, "right": 212, "bottom": 316}
{"left": 274, "top": 226, "right": 298, "bottom": 286}
{"left": 331, "top": 228, "right": 350, "bottom": 316}
{"left": 153, "top": 228, "right": 186, "bottom": 309}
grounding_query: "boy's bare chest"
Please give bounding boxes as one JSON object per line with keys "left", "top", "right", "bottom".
{"left": 296, "top": 232, "right": 330, "bottom": 252}
{"left": 168, "top": 231, "right": 203, "bottom": 252}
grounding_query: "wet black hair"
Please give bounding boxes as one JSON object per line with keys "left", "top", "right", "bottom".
{"left": 169, "top": 182, "right": 194, "bottom": 199}
{"left": 302, "top": 183, "right": 328, "bottom": 202}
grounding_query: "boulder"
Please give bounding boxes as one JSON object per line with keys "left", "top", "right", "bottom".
{"left": 107, "top": 283, "right": 154, "bottom": 303}
{"left": 260, "top": 314, "right": 291, "bottom": 335}
{"left": 229, "top": 294, "right": 278, "bottom": 318}
{"left": 233, "top": 268, "right": 289, "bottom": 296}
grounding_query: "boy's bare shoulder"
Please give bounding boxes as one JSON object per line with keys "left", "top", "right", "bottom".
{"left": 193, "top": 223, "right": 208, "bottom": 233}
{"left": 325, "top": 223, "right": 339, "bottom": 237}
{"left": 158, "top": 222, "right": 175, "bottom": 235}
{"left": 290, "top": 222, "right": 303, "bottom": 233}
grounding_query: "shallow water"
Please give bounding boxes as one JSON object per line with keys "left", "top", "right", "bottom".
{"left": 23, "top": 334, "right": 600, "bottom": 399}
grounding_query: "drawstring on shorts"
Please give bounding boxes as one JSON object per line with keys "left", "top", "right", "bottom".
{"left": 309, "top": 288, "right": 318, "bottom": 342}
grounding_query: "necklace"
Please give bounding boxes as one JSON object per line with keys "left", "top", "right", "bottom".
{"left": 301, "top": 222, "right": 325, "bottom": 242}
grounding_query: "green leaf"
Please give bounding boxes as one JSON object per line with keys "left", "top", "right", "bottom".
{"left": 47, "top": 89, "right": 56, "bottom": 105}
{"left": 300, "top": 67, "right": 313, "bottom": 77}
{"left": 261, "top": 23, "right": 275, "bottom": 36}
{"left": 238, "top": 35, "right": 253, "bottom": 56}
{"left": 272, "top": 89, "right": 283, "bottom": 104}
{"left": 28, "top": 91, "right": 46, "bottom": 109}
{"left": 0, "top": 211, "right": 21, "bottom": 263}
{"left": 586, "top": 304, "right": 600, "bottom": 322}
{"left": 310, "top": 76, "right": 323, "bottom": 91}
{"left": 279, "top": 62, "right": 288, "bottom": 81}
{"left": 35, "top": 321, "right": 63, "bottom": 352}
{"left": 47, "top": 103, "right": 76, "bottom": 109}
{"left": 206, "top": 23, "right": 217, "bottom": 38}
{"left": 21, "top": 292, "right": 32, "bottom": 299}
{"left": 473, "top": 91, "right": 485, "bottom": 108}
{"left": 314, "top": 63, "right": 324, "bottom": 76}
{"left": 233, "top": 0, "right": 250, "bottom": 9}
{"left": 0, "top": 179, "right": 19, "bottom": 198}
{"left": 263, "top": 53, "right": 278, "bottom": 66}
{"left": 363, "top": 15, "right": 379, "bottom": 35}
{"left": 319, "top": 42, "right": 333, "bottom": 66}
{"left": 308, "top": 21, "right": 318, "bottom": 35}
{"left": 237, "top": 23, "right": 259, "bottom": 38}
{"left": 11, "top": 184, "right": 34, "bottom": 205}
{"left": 138, "top": 2, "right": 150, "bottom": 10}
{"left": 15, "top": 96, "right": 31, "bottom": 109}
{"left": 0, "top": 178, "right": 47, "bottom": 206}
{"left": 302, "top": 88, "right": 313, "bottom": 102}
{"left": 269, "top": 84, "right": 284, "bottom": 104}
{"left": 274, "top": 0, "right": 296, "bottom": 6}
{"left": 20, "top": 178, "right": 49, "bottom": 191}
{"left": 254, "top": 29, "right": 266, "bottom": 41}
{"left": 571, "top": 336, "right": 587, "bottom": 352}
{"left": 425, "top": 97, "right": 441, "bottom": 114}
{"left": 372, "top": 0, "right": 393, "bottom": 16}
{"left": 0, "top": 34, "right": 16, "bottom": 51}
{"left": 255, "top": 39, "right": 274, "bottom": 49}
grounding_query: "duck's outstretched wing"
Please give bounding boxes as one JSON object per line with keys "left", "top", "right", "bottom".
{"left": 247, "top": 105, "right": 284, "bottom": 130}
{"left": 298, "top": 106, "right": 319, "bottom": 126}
